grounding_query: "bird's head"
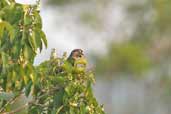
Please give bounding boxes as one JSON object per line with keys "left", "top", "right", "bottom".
{"left": 69, "top": 49, "right": 84, "bottom": 60}
{"left": 67, "top": 49, "right": 87, "bottom": 73}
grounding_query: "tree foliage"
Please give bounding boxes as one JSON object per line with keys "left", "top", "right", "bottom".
{"left": 0, "top": 0, "right": 104, "bottom": 114}
{"left": 95, "top": 42, "right": 151, "bottom": 76}
{"left": 94, "top": 0, "right": 171, "bottom": 77}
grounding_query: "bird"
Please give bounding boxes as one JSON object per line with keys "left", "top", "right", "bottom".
{"left": 55, "top": 49, "right": 86, "bottom": 74}
{"left": 67, "top": 49, "right": 84, "bottom": 66}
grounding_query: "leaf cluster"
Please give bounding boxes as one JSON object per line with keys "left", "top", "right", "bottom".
{"left": 0, "top": 1, "right": 105, "bottom": 114}
{"left": 28, "top": 55, "right": 104, "bottom": 114}
{"left": 0, "top": 0, "right": 47, "bottom": 93}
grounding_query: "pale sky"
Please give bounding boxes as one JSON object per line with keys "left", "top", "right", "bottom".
{"left": 15, "top": 0, "right": 37, "bottom": 4}
{"left": 15, "top": 0, "right": 127, "bottom": 65}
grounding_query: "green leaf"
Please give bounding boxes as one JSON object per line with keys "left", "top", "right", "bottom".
{"left": 56, "top": 76, "right": 65, "bottom": 84}
{"left": 39, "top": 30, "right": 47, "bottom": 48}
{"left": 0, "top": 22, "right": 5, "bottom": 38}
{"left": 30, "top": 73, "right": 36, "bottom": 84}
{"left": 28, "top": 33, "right": 37, "bottom": 52}
{"left": 25, "top": 81, "right": 33, "bottom": 96}
{"left": 23, "top": 44, "right": 33, "bottom": 61}
{"left": 4, "top": 21, "right": 15, "bottom": 41}
{"left": 1, "top": 52, "right": 8, "bottom": 69}
{"left": 33, "top": 29, "right": 42, "bottom": 52}
{"left": 54, "top": 90, "right": 64, "bottom": 108}
{"left": 0, "top": 21, "right": 15, "bottom": 41}
{"left": 24, "top": 15, "right": 32, "bottom": 26}
{"left": 23, "top": 75, "right": 29, "bottom": 85}
{"left": 33, "top": 11, "right": 42, "bottom": 29}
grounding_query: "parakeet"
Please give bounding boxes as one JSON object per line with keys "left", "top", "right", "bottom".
{"left": 67, "top": 49, "right": 84, "bottom": 66}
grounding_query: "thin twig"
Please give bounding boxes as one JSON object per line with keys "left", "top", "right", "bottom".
{"left": 56, "top": 105, "right": 64, "bottom": 114}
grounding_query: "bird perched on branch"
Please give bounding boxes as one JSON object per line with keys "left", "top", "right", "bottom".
{"left": 67, "top": 49, "right": 84, "bottom": 66}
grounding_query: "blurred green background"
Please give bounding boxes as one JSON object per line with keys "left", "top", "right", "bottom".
{"left": 16, "top": 0, "right": 171, "bottom": 113}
